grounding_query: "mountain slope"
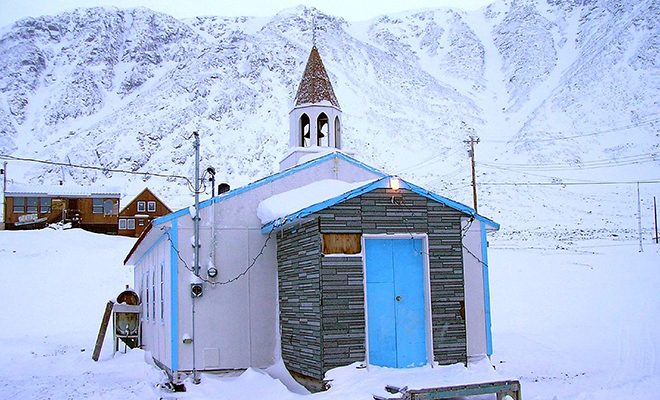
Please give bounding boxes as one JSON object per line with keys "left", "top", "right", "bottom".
{"left": 0, "top": 0, "right": 658, "bottom": 236}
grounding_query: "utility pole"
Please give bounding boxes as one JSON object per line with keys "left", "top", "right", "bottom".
{"left": 191, "top": 131, "right": 201, "bottom": 385}
{"left": 1, "top": 162, "right": 6, "bottom": 230}
{"left": 464, "top": 136, "right": 480, "bottom": 214}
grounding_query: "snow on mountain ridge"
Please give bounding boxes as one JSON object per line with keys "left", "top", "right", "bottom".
{"left": 0, "top": 0, "right": 657, "bottom": 236}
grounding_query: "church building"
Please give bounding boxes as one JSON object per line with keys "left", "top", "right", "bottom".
{"left": 123, "top": 45, "right": 499, "bottom": 390}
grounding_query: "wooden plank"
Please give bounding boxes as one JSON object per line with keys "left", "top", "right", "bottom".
{"left": 406, "top": 380, "right": 521, "bottom": 400}
{"left": 92, "top": 300, "right": 114, "bottom": 362}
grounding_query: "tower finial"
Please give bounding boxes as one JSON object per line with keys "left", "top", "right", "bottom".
{"left": 312, "top": 15, "right": 317, "bottom": 48}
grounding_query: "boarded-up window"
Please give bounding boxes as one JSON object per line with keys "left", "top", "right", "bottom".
{"left": 322, "top": 234, "right": 361, "bottom": 255}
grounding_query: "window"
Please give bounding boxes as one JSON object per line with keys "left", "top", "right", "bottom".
{"left": 119, "top": 219, "right": 127, "bottom": 230}
{"left": 151, "top": 269, "right": 156, "bottom": 323}
{"left": 13, "top": 197, "right": 25, "bottom": 213}
{"left": 145, "top": 272, "right": 150, "bottom": 321}
{"left": 300, "top": 113, "right": 310, "bottom": 147}
{"left": 137, "top": 201, "right": 146, "bottom": 212}
{"left": 127, "top": 219, "right": 136, "bottom": 230}
{"left": 103, "top": 200, "right": 114, "bottom": 216}
{"left": 139, "top": 220, "right": 145, "bottom": 226}
{"left": 317, "top": 113, "right": 329, "bottom": 146}
{"left": 160, "top": 264, "right": 165, "bottom": 322}
{"left": 322, "top": 234, "right": 362, "bottom": 255}
{"left": 147, "top": 201, "right": 156, "bottom": 213}
{"left": 26, "top": 197, "right": 38, "bottom": 213}
{"left": 92, "top": 198, "right": 103, "bottom": 213}
{"left": 40, "top": 198, "right": 51, "bottom": 214}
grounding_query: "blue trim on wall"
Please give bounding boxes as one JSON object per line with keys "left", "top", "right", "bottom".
{"left": 261, "top": 176, "right": 500, "bottom": 233}
{"left": 153, "top": 151, "right": 387, "bottom": 227}
{"left": 169, "top": 219, "right": 179, "bottom": 371}
{"left": 481, "top": 222, "right": 493, "bottom": 356}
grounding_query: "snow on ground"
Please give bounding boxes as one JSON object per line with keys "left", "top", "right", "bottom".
{"left": 0, "top": 228, "right": 658, "bottom": 399}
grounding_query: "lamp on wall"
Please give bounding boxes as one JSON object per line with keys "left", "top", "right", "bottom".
{"left": 389, "top": 177, "right": 401, "bottom": 191}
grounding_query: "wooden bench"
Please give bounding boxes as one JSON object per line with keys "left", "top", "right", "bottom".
{"left": 374, "top": 380, "right": 521, "bottom": 400}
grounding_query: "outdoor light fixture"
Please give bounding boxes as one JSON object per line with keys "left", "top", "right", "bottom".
{"left": 390, "top": 177, "right": 401, "bottom": 191}
{"left": 191, "top": 283, "right": 203, "bottom": 298}
{"left": 207, "top": 267, "right": 218, "bottom": 278}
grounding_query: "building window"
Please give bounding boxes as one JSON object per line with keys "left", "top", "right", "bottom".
{"left": 103, "top": 200, "right": 115, "bottom": 216}
{"left": 160, "top": 264, "right": 165, "bottom": 322}
{"left": 151, "top": 269, "right": 156, "bottom": 323}
{"left": 147, "top": 201, "right": 156, "bottom": 213}
{"left": 322, "top": 234, "right": 362, "bottom": 255}
{"left": 145, "top": 272, "right": 150, "bottom": 321}
{"left": 13, "top": 197, "right": 25, "bottom": 213}
{"left": 138, "top": 220, "right": 145, "bottom": 226}
{"left": 92, "top": 198, "right": 103, "bottom": 213}
{"left": 119, "top": 219, "right": 127, "bottom": 230}
{"left": 26, "top": 197, "right": 38, "bottom": 213}
{"left": 137, "top": 201, "right": 146, "bottom": 212}
{"left": 40, "top": 198, "right": 51, "bottom": 214}
{"left": 127, "top": 219, "right": 136, "bottom": 230}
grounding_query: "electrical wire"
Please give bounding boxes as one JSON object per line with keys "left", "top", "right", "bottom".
{"left": 0, "top": 153, "right": 192, "bottom": 185}
{"left": 161, "top": 226, "right": 273, "bottom": 286}
{"left": 478, "top": 152, "right": 659, "bottom": 172}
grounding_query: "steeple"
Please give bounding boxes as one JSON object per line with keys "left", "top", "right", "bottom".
{"left": 294, "top": 46, "right": 340, "bottom": 109}
{"left": 280, "top": 46, "right": 343, "bottom": 171}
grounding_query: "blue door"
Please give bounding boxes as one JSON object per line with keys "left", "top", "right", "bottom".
{"left": 365, "top": 238, "right": 427, "bottom": 368}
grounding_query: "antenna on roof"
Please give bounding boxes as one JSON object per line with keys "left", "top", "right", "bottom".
{"left": 312, "top": 14, "right": 317, "bottom": 48}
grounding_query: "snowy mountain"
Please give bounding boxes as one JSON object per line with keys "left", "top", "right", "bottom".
{"left": 0, "top": 0, "right": 658, "bottom": 236}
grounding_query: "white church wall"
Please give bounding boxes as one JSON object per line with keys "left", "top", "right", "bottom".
{"left": 462, "top": 217, "right": 488, "bottom": 358}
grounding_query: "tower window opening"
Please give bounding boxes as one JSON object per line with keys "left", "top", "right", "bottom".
{"left": 300, "top": 114, "right": 311, "bottom": 147}
{"left": 334, "top": 116, "right": 341, "bottom": 149}
{"left": 317, "top": 113, "right": 329, "bottom": 146}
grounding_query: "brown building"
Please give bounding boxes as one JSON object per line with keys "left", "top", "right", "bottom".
{"left": 118, "top": 188, "right": 172, "bottom": 237}
{"left": 3, "top": 184, "right": 121, "bottom": 233}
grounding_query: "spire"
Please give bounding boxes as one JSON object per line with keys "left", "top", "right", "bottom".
{"left": 294, "top": 46, "right": 340, "bottom": 109}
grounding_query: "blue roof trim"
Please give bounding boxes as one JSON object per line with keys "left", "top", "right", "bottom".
{"left": 403, "top": 180, "right": 500, "bottom": 230}
{"left": 261, "top": 176, "right": 500, "bottom": 233}
{"left": 261, "top": 177, "right": 390, "bottom": 233}
{"left": 154, "top": 151, "right": 387, "bottom": 227}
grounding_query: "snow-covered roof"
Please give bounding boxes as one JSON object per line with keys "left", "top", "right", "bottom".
{"left": 150, "top": 151, "right": 386, "bottom": 228}
{"left": 294, "top": 46, "right": 340, "bottom": 109}
{"left": 259, "top": 176, "right": 500, "bottom": 233}
{"left": 257, "top": 179, "right": 377, "bottom": 225}
{"left": 5, "top": 183, "right": 121, "bottom": 197}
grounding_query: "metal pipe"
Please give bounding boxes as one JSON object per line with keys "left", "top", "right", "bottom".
{"left": 192, "top": 131, "right": 200, "bottom": 384}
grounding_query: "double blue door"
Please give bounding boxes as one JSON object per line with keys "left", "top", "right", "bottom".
{"left": 365, "top": 238, "right": 427, "bottom": 368}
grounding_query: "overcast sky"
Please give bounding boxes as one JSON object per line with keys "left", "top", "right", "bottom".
{"left": 0, "top": 0, "right": 496, "bottom": 28}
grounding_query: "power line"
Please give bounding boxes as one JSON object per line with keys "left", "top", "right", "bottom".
{"left": 480, "top": 180, "right": 660, "bottom": 187}
{"left": 478, "top": 152, "right": 658, "bottom": 171}
{"left": 0, "top": 153, "right": 192, "bottom": 185}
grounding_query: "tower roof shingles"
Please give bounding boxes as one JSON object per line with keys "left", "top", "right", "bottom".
{"left": 294, "top": 46, "right": 340, "bottom": 109}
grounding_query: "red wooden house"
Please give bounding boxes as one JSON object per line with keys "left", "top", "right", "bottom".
{"left": 118, "top": 188, "right": 172, "bottom": 237}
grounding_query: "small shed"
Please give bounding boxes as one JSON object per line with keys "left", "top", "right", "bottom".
{"left": 258, "top": 176, "right": 499, "bottom": 385}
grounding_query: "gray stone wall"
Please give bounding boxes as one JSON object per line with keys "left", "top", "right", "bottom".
{"left": 276, "top": 188, "right": 468, "bottom": 381}
{"left": 276, "top": 219, "right": 323, "bottom": 379}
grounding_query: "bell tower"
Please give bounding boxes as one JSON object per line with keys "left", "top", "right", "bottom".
{"left": 280, "top": 46, "right": 342, "bottom": 170}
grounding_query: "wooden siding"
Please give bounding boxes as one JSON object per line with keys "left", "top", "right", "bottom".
{"left": 276, "top": 188, "right": 468, "bottom": 382}
{"left": 4, "top": 195, "right": 119, "bottom": 233}
{"left": 118, "top": 188, "right": 172, "bottom": 237}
